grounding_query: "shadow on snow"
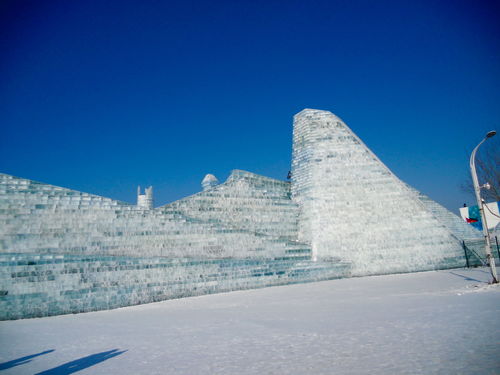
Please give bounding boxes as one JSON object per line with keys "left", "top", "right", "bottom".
{"left": 34, "top": 349, "right": 127, "bottom": 375}
{"left": 0, "top": 349, "right": 55, "bottom": 371}
{"left": 448, "top": 271, "right": 486, "bottom": 283}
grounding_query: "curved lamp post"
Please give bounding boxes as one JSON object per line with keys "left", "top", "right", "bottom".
{"left": 470, "top": 130, "right": 498, "bottom": 283}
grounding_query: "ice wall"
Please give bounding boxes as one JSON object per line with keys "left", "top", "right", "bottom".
{"left": 166, "top": 170, "right": 299, "bottom": 241}
{"left": 0, "top": 171, "right": 352, "bottom": 319}
{"left": 0, "top": 172, "right": 308, "bottom": 260}
{"left": 409, "top": 186, "right": 482, "bottom": 240}
{"left": 291, "top": 109, "right": 465, "bottom": 275}
{"left": 0, "top": 253, "right": 350, "bottom": 320}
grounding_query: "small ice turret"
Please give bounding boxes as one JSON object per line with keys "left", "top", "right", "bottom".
{"left": 137, "top": 185, "right": 154, "bottom": 209}
{"left": 201, "top": 174, "right": 219, "bottom": 191}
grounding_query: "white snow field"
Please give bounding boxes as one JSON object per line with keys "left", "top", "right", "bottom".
{"left": 1, "top": 267, "right": 499, "bottom": 375}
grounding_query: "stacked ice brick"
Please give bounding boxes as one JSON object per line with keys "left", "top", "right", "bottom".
{"left": 0, "top": 171, "right": 310, "bottom": 260}
{"left": 0, "top": 171, "right": 351, "bottom": 319}
{"left": 291, "top": 109, "right": 467, "bottom": 275}
{"left": 0, "top": 254, "right": 350, "bottom": 319}
{"left": 407, "top": 185, "right": 482, "bottom": 241}
{"left": 164, "top": 170, "right": 304, "bottom": 251}
{"left": 0, "top": 107, "right": 484, "bottom": 319}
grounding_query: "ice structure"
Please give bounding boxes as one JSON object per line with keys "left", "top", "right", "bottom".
{"left": 0, "top": 109, "right": 483, "bottom": 319}
{"left": 0, "top": 171, "right": 310, "bottom": 259}
{"left": 291, "top": 109, "right": 476, "bottom": 275}
{"left": 0, "top": 171, "right": 350, "bottom": 319}
{"left": 201, "top": 174, "right": 219, "bottom": 191}
{"left": 137, "top": 186, "right": 154, "bottom": 209}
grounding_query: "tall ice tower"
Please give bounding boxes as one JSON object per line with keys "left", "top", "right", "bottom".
{"left": 290, "top": 109, "right": 464, "bottom": 275}
{"left": 137, "top": 186, "right": 154, "bottom": 209}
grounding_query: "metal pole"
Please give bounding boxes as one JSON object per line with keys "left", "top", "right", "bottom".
{"left": 495, "top": 236, "right": 500, "bottom": 261}
{"left": 470, "top": 133, "right": 498, "bottom": 283}
{"left": 463, "top": 241, "right": 470, "bottom": 268}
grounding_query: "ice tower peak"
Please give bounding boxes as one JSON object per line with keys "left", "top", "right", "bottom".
{"left": 202, "top": 174, "right": 219, "bottom": 191}
{"left": 295, "top": 108, "right": 342, "bottom": 120}
{"left": 290, "top": 109, "right": 462, "bottom": 274}
{"left": 137, "top": 185, "right": 154, "bottom": 209}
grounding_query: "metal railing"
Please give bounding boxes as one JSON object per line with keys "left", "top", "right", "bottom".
{"left": 462, "top": 236, "right": 500, "bottom": 268}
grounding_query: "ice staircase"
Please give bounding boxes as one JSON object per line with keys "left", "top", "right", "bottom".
{"left": 1, "top": 172, "right": 353, "bottom": 319}
{"left": 0, "top": 172, "right": 313, "bottom": 260}
{"left": 0, "top": 253, "right": 351, "bottom": 320}
{"left": 409, "top": 186, "right": 482, "bottom": 240}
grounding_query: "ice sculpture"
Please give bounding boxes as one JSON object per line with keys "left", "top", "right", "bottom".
{"left": 137, "top": 186, "right": 154, "bottom": 209}
{"left": 0, "top": 171, "right": 350, "bottom": 319}
{"left": 201, "top": 174, "right": 219, "bottom": 191}
{"left": 0, "top": 108, "right": 484, "bottom": 319}
{"left": 0, "top": 171, "right": 309, "bottom": 260}
{"left": 291, "top": 109, "right": 466, "bottom": 275}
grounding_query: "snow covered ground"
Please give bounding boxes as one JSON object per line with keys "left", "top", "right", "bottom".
{"left": 1, "top": 267, "right": 499, "bottom": 375}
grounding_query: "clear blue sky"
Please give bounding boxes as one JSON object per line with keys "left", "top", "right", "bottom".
{"left": 1, "top": 0, "right": 499, "bottom": 213}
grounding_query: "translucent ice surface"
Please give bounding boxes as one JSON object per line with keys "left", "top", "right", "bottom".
{"left": 0, "top": 171, "right": 308, "bottom": 260}
{"left": 0, "top": 108, "right": 486, "bottom": 318}
{"left": 291, "top": 109, "right": 466, "bottom": 275}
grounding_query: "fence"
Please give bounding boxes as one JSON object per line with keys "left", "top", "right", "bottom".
{"left": 462, "top": 236, "right": 500, "bottom": 268}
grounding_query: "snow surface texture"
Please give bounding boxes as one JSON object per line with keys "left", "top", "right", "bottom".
{"left": 291, "top": 109, "right": 466, "bottom": 274}
{"left": 0, "top": 267, "right": 498, "bottom": 375}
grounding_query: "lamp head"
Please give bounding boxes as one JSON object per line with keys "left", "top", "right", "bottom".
{"left": 486, "top": 130, "right": 496, "bottom": 138}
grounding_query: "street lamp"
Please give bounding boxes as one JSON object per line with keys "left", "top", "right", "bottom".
{"left": 470, "top": 130, "right": 498, "bottom": 283}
